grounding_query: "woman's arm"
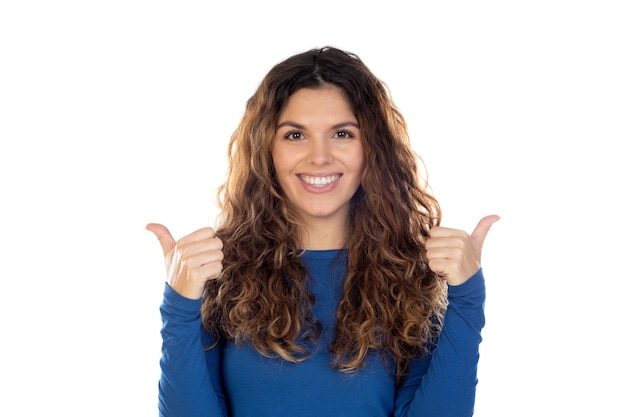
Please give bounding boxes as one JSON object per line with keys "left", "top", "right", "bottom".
{"left": 146, "top": 223, "right": 227, "bottom": 416}
{"left": 394, "top": 269, "right": 486, "bottom": 417}
{"left": 158, "top": 283, "right": 228, "bottom": 417}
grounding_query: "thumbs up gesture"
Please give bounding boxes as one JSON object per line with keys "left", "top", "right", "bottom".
{"left": 145, "top": 223, "right": 224, "bottom": 299}
{"left": 425, "top": 215, "right": 500, "bottom": 286}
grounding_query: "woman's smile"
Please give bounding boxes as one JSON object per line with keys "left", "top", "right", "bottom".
{"left": 296, "top": 173, "right": 343, "bottom": 193}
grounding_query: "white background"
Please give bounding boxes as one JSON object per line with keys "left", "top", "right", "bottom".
{"left": 1, "top": 1, "right": 624, "bottom": 416}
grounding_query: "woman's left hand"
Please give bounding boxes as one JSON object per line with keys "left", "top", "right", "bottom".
{"left": 426, "top": 215, "right": 500, "bottom": 286}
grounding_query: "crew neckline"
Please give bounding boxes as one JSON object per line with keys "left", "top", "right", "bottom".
{"left": 299, "top": 249, "right": 347, "bottom": 260}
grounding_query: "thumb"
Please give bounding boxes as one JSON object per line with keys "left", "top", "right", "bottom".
{"left": 145, "top": 223, "right": 176, "bottom": 255}
{"left": 470, "top": 214, "right": 500, "bottom": 249}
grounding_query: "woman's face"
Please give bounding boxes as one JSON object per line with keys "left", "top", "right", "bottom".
{"left": 272, "top": 86, "right": 364, "bottom": 228}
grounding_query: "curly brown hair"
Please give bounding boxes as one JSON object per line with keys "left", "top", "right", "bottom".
{"left": 201, "top": 46, "right": 447, "bottom": 385}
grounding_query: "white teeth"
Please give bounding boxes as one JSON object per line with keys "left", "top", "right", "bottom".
{"left": 300, "top": 175, "right": 340, "bottom": 186}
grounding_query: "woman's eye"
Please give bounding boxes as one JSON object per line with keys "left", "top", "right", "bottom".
{"left": 335, "top": 130, "right": 354, "bottom": 139}
{"left": 285, "top": 131, "right": 303, "bottom": 140}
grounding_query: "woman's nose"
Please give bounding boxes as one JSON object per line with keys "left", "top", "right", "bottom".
{"left": 306, "top": 138, "right": 333, "bottom": 165}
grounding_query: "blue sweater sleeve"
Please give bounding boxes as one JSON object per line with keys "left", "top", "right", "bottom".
{"left": 158, "top": 283, "right": 228, "bottom": 417}
{"left": 394, "top": 269, "right": 486, "bottom": 417}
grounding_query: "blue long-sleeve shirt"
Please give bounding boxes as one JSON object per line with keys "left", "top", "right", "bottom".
{"left": 159, "top": 249, "right": 486, "bottom": 417}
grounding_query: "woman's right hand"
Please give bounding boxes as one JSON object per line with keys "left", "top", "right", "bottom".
{"left": 146, "top": 223, "right": 224, "bottom": 299}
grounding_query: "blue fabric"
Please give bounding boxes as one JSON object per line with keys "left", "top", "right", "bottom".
{"left": 159, "top": 249, "right": 485, "bottom": 417}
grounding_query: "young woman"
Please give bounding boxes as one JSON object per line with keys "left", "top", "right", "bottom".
{"left": 147, "top": 46, "right": 499, "bottom": 417}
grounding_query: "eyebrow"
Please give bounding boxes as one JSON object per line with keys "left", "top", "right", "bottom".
{"left": 276, "top": 121, "right": 360, "bottom": 130}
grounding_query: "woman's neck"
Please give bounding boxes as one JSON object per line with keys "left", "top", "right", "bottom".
{"left": 299, "top": 217, "right": 348, "bottom": 250}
